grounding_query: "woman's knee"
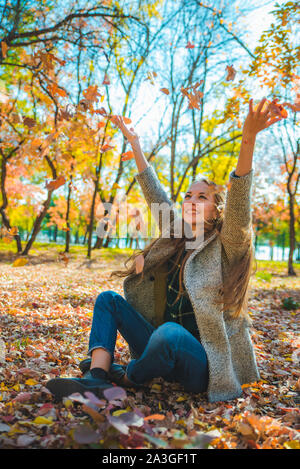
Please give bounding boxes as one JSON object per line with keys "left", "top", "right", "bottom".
{"left": 151, "top": 322, "right": 183, "bottom": 346}
{"left": 95, "top": 290, "right": 121, "bottom": 311}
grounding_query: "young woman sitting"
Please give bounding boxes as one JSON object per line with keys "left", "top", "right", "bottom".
{"left": 46, "top": 97, "right": 282, "bottom": 402}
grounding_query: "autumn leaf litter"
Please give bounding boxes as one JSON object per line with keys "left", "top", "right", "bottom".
{"left": 0, "top": 256, "right": 299, "bottom": 449}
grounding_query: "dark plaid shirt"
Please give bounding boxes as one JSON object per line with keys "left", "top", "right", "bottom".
{"left": 164, "top": 250, "right": 201, "bottom": 342}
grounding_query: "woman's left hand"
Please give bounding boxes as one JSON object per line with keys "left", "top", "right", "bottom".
{"left": 242, "top": 97, "right": 283, "bottom": 137}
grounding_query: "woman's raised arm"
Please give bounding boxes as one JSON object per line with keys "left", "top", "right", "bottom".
{"left": 221, "top": 97, "right": 285, "bottom": 263}
{"left": 111, "top": 115, "right": 177, "bottom": 233}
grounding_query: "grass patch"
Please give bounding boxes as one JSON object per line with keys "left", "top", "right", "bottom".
{"left": 0, "top": 240, "right": 299, "bottom": 275}
{"left": 254, "top": 259, "right": 300, "bottom": 275}
{"left": 255, "top": 271, "right": 273, "bottom": 282}
{"left": 0, "top": 240, "right": 134, "bottom": 265}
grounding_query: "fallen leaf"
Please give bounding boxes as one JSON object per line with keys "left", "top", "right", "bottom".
{"left": 12, "top": 258, "right": 28, "bottom": 267}
{"left": 144, "top": 414, "right": 166, "bottom": 421}
{"left": 33, "top": 416, "right": 54, "bottom": 425}
{"left": 25, "top": 379, "right": 38, "bottom": 386}
{"left": 73, "top": 424, "right": 100, "bottom": 444}
{"left": 0, "top": 423, "right": 11, "bottom": 432}
{"left": 16, "top": 434, "right": 36, "bottom": 447}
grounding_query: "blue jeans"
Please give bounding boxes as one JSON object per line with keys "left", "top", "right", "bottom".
{"left": 88, "top": 290, "right": 209, "bottom": 393}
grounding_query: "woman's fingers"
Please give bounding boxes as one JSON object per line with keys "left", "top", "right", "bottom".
{"left": 112, "top": 115, "right": 127, "bottom": 134}
{"left": 261, "top": 102, "right": 271, "bottom": 119}
{"left": 256, "top": 97, "right": 267, "bottom": 115}
{"left": 263, "top": 115, "right": 282, "bottom": 129}
{"left": 249, "top": 98, "right": 254, "bottom": 115}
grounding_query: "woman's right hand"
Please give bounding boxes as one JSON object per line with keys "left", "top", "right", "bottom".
{"left": 111, "top": 114, "right": 149, "bottom": 173}
{"left": 110, "top": 115, "right": 140, "bottom": 146}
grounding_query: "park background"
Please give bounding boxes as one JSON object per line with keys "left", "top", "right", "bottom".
{"left": 0, "top": 0, "right": 299, "bottom": 450}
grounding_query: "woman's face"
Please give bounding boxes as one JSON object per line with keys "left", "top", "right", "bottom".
{"left": 182, "top": 181, "right": 217, "bottom": 233}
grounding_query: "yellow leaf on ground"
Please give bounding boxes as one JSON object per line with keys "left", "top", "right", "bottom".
{"left": 64, "top": 399, "right": 73, "bottom": 409}
{"left": 25, "top": 379, "right": 38, "bottom": 386}
{"left": 144, "top": 414, "right": 165, "bottom": 421}
{"left": 283, "top": 440, "right": 300, "bottom": 449}
{"left": 176, "top": 419, "right": 186, "bottom": 426}
{"left": 33, "top": 416, "right": 53, "bottom": 425}
{"left": 112, "top": 407, "right": 132, "bottom": 417}
{"left": 176, "top": 395, "right": 188, "bottom": 402}
{"left": 12, "top": 258, "right": 28, "bottom": 267}
{"left": 151, "top": 384, "right": 162, "bottom": 391}
{"left": 194, "top": 418, "right": 204, "bottom": 426}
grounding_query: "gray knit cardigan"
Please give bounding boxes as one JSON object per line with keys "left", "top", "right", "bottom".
{"left": 123, "top": 165, "right": 260, "bottom": 403}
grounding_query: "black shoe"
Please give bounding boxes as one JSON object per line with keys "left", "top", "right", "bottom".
{"left": 45, "top": 376, "right": 114, "bottom": 401}
{"left": 78, "top": 358, "right": 144, "bottom": 389}
{"left": 79, "top": 358, "right": 93, "bottom": 374}
{"left": 79, "top": 359, "right": 127, "bottom": 386}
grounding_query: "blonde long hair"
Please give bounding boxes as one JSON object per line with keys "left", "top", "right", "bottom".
{"left": 111, "top": 177, "right": 257, "bottom": 318}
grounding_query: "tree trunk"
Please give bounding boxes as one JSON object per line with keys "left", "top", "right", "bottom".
{"left": 22, "top": 191, "right": 53, "bottom": 255}
{"left": 83, "top": 227, "right": 88, "bottom": 244}
{"left": 53, "top": 225, "right": 58, "bottom": 242}
{"left": 282, "top": 232, "right": 285, "bottom": 261}
{"left": 87, "top": 179, "right": 99, "bottom": 258}
{"left": 0, "top": 154, "right": 22, "bottom": 253}
{"left": 254, "top": 233, "right": 258, "bottom": 252}
{"left": 269, "top": 242, "right": 274, "bottom": 261}
{"left": 93, "top": 237, "right": 103, "bottom": 249}
{"left": 22, "top": 151, "right": 58, "bottom": 255}
{"left": 64, "top": 177, "right": 72, "bottom": 253}
{"left": 288, "top": 194, "right": 296, "bottom": 276}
